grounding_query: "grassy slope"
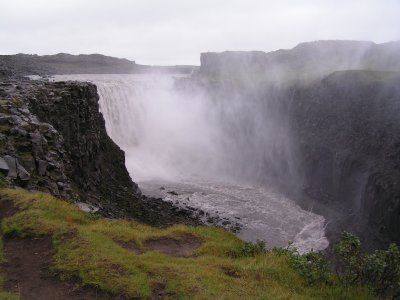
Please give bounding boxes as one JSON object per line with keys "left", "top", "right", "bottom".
{"left": 0, "top": 188, "right": 374, "bottom": 300}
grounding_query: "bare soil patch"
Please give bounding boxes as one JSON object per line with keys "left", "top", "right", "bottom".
{"left": 0, "top": 198, "right": 19, "bottom": 220}
{"left": 1, "top": 236, "right": 128, "bottom": 300}
{"left": 113, "top": 238, "right": 143, "bottom": 255}
{"left": 144, "top": 234, "right": 202, "bottom": 257}
{"left": 0, "top": 197, "right": 123, "bottom": 299}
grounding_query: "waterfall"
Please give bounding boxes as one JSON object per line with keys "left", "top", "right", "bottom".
{"left": 95, "top": 74, "right": 229, "bottom": 181}
{"left": 53, "top": 74, "right": 299, "bottom": 185}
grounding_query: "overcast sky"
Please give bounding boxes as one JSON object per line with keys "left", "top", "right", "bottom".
{"left": 0, "top": 0, "right": 399, "bottom": 65}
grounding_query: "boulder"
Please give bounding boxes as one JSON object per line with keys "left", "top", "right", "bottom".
{"left": 17, "top": 163, "right": 30, "bottom": 181}
{"left": 77, "top": 202, "right": 100, "bottom": 213}
{"left": 3, "top": 155, "right": 17, "bottom": 178}
{"left": 3, "top": 155, "right": 30, "bottom": 181}
{"left": 0, "top": 157, "right": 9, "bottom": 175}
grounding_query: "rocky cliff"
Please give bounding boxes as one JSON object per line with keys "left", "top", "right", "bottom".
{"left": 0, "top": 79, "right": 201, "bottom": 226}
{"left": 25, "top": 81, "right": 143, "bottom": 214}
{"left": 289, "top": 70, "right": 400, "bottom": 246}
{"left": 194, "top": 41, "right": 400, "bottom": 247}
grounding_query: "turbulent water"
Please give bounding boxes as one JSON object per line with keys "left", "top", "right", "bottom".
{"left": 53, "top": 74, "right": 329, "bottom": 253}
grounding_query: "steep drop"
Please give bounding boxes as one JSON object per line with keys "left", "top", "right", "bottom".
{"left": 54, "top": 74, "right": 329, "bottom": 253}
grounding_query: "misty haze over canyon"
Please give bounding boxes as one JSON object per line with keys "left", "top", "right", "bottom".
{"left": 1, "top": 1, "right": 400, "bottom": 298}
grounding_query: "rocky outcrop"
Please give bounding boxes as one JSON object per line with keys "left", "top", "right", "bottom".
{"left": 0, "top": 81, "right": 75, "bottom": 199}
{"left": 0, "top": 79, "right": 202, "bottom": 226}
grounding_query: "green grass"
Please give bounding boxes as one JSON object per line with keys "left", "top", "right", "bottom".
{"left": 0, "top": 188, "right": 374, "bottom": 299}
{"left": 0, "top": 292, "right": 20, "bottom": 300}
{"left": 0, "top": 174, "right": 7, "bottom": 189}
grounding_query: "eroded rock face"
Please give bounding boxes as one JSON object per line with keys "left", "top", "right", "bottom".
{"left": 289, "top": 71, "right": 400, "bottom": 246}
{"left": 25, "top": 81, "right": 141, "bottom": 215}
{"left": 0, "top": 81, "right": 74, "bottom": 199}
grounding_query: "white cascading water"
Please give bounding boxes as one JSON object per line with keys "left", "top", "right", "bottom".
{"left": 53, "top": 74, "right": 329, "bottom": 253}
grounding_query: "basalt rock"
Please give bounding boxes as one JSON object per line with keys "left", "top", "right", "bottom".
{"left": 2, "top": 155, "right": 30, "bottom": 181}
{"left": 288, "top": 70, "right": 400, "bottom": 247}
{"left": 26, "top": 80, "right": 143, "bottom": 215}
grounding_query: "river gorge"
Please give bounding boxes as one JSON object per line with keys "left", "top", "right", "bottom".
{"left": 52, "top": 74, "right": 329, "bottom": 253}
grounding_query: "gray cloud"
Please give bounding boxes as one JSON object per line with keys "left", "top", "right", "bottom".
{"left": 0, "top": 0, "right": 399, "bottom": 64}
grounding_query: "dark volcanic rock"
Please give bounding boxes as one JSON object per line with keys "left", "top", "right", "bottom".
{"left": 289, "top": 70, "right": 400, "bottom": 246}
{"left": 0, "top": 82, "right": 74, "bottom": 199}
{"left": 26, "top": 81, "right": 141, "bottom": 214}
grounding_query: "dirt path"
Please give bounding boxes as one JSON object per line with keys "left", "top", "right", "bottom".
{"left": 3, "top": 236, "right": 121, "bottom": 300}
{"left": 0, "top": 198, "right": 126, "bottom": 300}
{"left": 0, "top": 198, "right": 18, "bottom": 220}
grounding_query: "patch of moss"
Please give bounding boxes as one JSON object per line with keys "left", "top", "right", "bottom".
{"left": 0, "top": 292, "right": 20, "bottom": 300}
{"left": 0, "top": 125, "right": 10, "bottom": 133}
{"left": 0, "top": 188, "right": 374, "bottom": 299}
{"left": 0, "top": 174, "right": 7, "bottom": 189}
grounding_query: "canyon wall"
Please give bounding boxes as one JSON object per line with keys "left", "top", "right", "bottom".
{"left": 196, "top": 41, "right": 400, "bottom": 246}
{"left": 289, "top": 70, "right": 400, "bottom": 246}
